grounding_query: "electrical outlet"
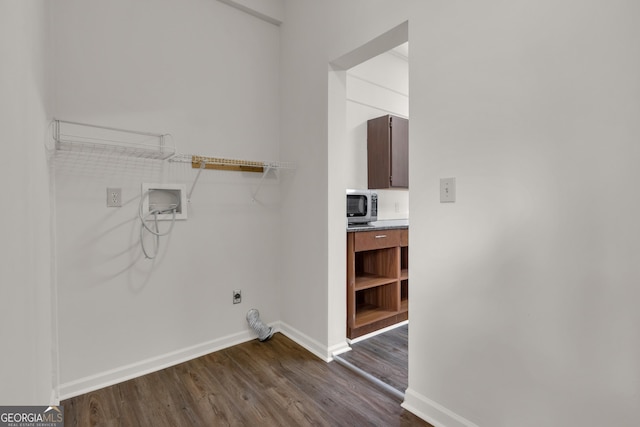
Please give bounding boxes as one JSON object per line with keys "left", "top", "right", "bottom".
{"left": 107, "top": 188, "right": 122, "bottom": 207}
{"left": 233, "top": 290, "right": 242, "bottom": 304}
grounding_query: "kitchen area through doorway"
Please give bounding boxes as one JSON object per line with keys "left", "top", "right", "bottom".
{"left": 335, "top": 40, "right": 410, "bottom": 397}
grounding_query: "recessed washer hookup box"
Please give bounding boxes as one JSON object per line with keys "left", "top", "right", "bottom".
{"left": 141, "top": 183, "right": 188, "bottom": 220}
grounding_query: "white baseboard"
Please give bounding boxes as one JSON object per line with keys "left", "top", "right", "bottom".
{"left": 402, "top": 388, "right": 479, "bottom": 427}
{"left": 59, "top": 322, "right": 349, "bottom": 400}
{"left": 50, "top": 388, "right": 59, "bottom": 406}
{"left": 329, "top": 341, "right": 352, "bottom": 357}
{"left": 276, "top": 321, "right": 346, "bottom": 362}
{"left": 59, "top": 329, "right": 258, "bottom": 400}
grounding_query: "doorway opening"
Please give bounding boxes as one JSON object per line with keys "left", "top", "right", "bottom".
{"left": 328, "top": 21, "right": 409, "bottom": 397}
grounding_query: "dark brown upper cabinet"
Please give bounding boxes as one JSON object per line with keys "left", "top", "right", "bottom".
{"left": 367, "top": 114, "right": 409, "bottom": 189}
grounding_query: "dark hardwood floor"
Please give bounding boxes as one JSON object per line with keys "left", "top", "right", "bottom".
{"left": 341, "top": 324, "right": 408, "bottom": 393}
{"left": 62, "top": 332, "right": 430, "bottom": 427}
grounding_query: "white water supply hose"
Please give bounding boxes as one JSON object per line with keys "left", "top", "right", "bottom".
{"left": 139, "top": 190, "right": 178, "bottom": 259}
{"left": 246, "top": 309, "right": 274, "bottom": 341}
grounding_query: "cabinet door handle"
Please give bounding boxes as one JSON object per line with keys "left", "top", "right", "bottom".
{"left": 375, "top": 234, "right": 387, "bottom": 239}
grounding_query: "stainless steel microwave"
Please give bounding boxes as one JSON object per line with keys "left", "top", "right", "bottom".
{"left": 347, "top": 189, "right": 378, "bottom": 225}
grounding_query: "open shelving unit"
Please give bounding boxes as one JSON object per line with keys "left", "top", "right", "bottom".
{"left": 347, "top": 228, "right": 409, "bottom": 339}
{"left": 400, "top": 245, "right": 409, "bottom": 312}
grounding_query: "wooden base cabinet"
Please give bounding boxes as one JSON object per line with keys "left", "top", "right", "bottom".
{"left": 347, "top": 228, "right": 408, "bottom": 339}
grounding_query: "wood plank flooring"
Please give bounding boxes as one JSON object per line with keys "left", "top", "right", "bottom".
{"left": 341, "top": 324, "right": 408, "bottom": 393}
{"left": 62, "top": 332, "right": 431, "bottom": 427}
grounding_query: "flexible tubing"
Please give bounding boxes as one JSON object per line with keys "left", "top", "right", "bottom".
{"left": 246, "top": 309, "right": 274, "bottom": 341}
{"left": 139, "top": 190, "right": 178, "bottom": 259}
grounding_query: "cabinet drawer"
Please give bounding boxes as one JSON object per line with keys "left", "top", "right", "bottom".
{"left": 354, "top": 229, "right": 402, "bottom": 251}
{"left": 400, "top": 229, "right": 408, "bottom": 247}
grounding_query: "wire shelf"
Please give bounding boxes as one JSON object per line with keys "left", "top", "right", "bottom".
{"left": 169, "top": 153, "right": 296, "bottom": 171}
{"left": 169, "top": 153, "right": 296, "bottom": 202}
{"left": 46, "top": 120, "right": 296, "bottom": 201}
{"left": 49, "top": 119, "right": 175, "bottom": 161}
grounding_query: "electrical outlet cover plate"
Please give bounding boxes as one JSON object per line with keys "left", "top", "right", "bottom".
{"left": 107, "top": 188, "right": 122, "bottom": 207}
{"left": 233, "top": 290, "right": 241, "bottom": 304}
{"left": 141, "top": 183, "right": 188, "bottom": 220}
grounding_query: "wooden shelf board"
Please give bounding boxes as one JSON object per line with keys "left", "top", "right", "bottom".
{"left": 192, "top": 160, "right": 264, "bottom": 173}
{"left": 354, "top": 303, "right": 398, "bottom": 328}
{"left": 355, "top": 273, "right": 397, "bottom": 291}
{"left": 400, "top": 269, "right": 408, "bottom": 280}
{"left": 349, "top": 312, "right": 407, "bottom": 338}
{"left": 400, "top": 299, "right": 408, "bottom": 313}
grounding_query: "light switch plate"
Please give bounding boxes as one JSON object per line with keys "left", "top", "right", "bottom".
{"left": 440, "top": 178, "right": 456, "bottom": 203}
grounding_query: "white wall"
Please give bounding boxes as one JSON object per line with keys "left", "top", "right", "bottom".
{"left": 405, "top": 1, "right": 640, "bottom": 426}
{"left": 346, "top": 50, "right": 409, "bottom": 219}
{"left": 51, "top": 0, "right": 282, "bottom": 397}
{"left": 279, "top": 0, "right": 410, "bottom": 359}
{"left": 277, "top": 1, "right": 333, "bottom": 357}
{"left": 0, "top": 0, "right": 53, "bottom": 404}
{"left": 281, "top": 0, "right": 640, "bottom": 426}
